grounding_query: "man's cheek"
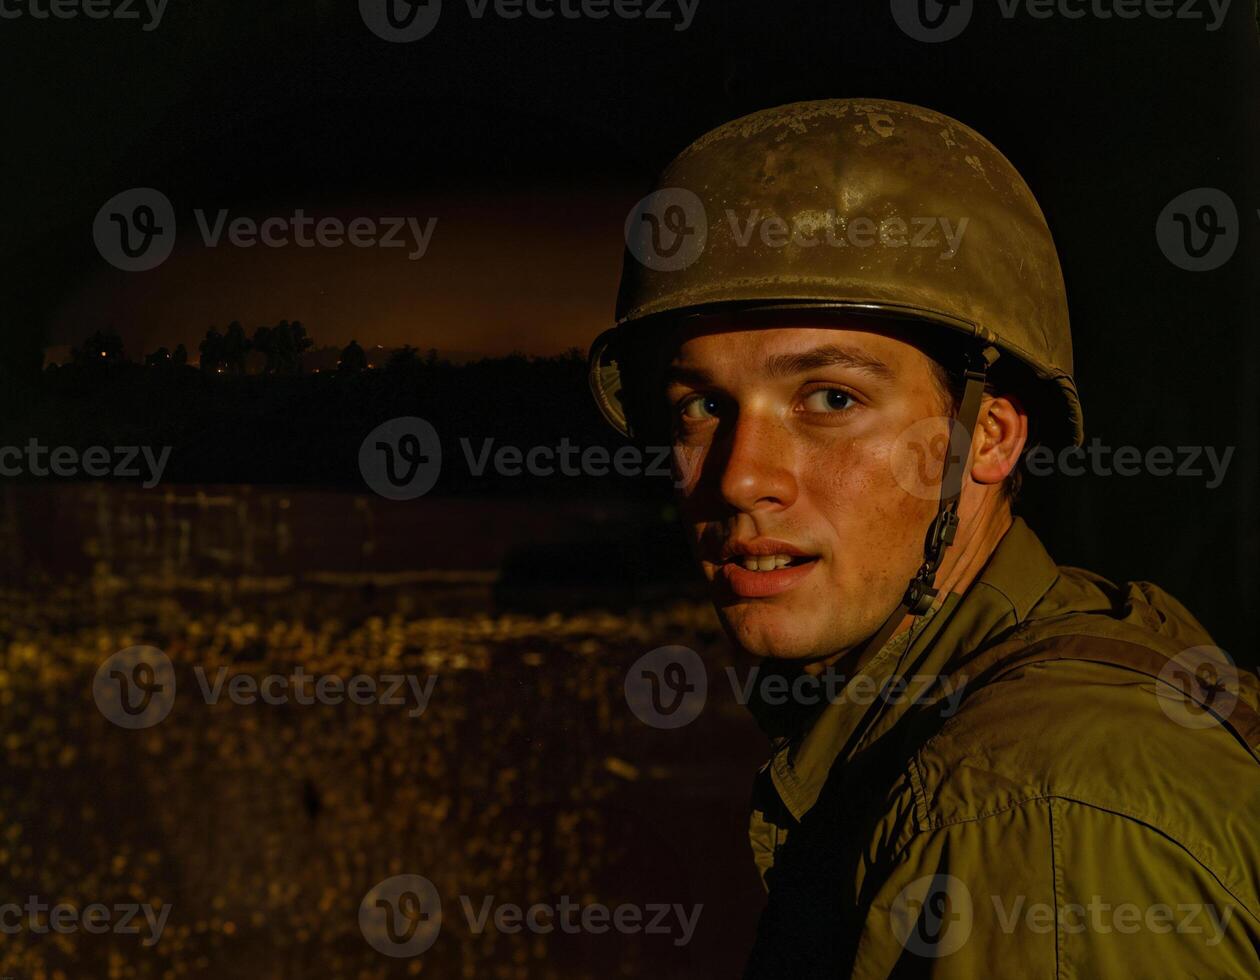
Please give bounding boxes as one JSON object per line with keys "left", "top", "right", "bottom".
{"left": 671, "top": 443, "right": 706, "bottom": 489}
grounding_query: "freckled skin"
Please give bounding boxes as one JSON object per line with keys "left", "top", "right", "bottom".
{"left": 664, "top": 321, "right": 955, "bottom": 664}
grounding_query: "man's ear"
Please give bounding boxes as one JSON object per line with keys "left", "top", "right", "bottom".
{"left": 971, "top": 394, "right": 1028, "bottom": 486}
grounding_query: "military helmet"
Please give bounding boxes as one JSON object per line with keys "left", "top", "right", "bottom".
{"left": 589, "top": 98, "right": 1083, "bottom": 448}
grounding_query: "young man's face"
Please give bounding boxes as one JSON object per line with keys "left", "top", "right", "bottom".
{"left": 662, "top": 318, "right": 952, "bottom": 664}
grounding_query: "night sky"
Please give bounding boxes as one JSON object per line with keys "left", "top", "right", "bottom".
{"left": 8, "top": 0, "right": 1254, "bottom": 364}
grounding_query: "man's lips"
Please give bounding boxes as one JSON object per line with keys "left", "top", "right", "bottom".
{"left": 711, "top": 538, "right": 820, "bottom": 598}
{"left": 718, "top": 537, "right": 814, "bottom": 561}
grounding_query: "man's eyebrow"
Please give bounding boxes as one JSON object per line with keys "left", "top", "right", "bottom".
{"left": 763, "top": 344, "right": 895, "bottom": 381}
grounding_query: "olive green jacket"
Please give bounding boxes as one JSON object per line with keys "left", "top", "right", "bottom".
{"left": 745, "top": 518, "right": 1260, "bottom": 978}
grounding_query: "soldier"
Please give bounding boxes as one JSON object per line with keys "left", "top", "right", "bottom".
{"left": 588, "top": 99, "right": 1259, "bottom": 977}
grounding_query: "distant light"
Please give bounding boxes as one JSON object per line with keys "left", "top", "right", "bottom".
{"left": 100, "top": 351, "right": 106, "bottom": 357}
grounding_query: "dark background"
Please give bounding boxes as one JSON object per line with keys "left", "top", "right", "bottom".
{"left": 3, "top": 0, "right": 1257, "bottom": 655}
{"left": 0, "top": 4, "right": 1257, "bottom": 977}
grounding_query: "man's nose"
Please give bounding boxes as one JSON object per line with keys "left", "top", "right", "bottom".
{"left": 717, "top": 411, "right": 798, "bottom": 513}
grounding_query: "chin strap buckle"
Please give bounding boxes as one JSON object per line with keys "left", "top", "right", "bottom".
{"left": 904, "top": 507, "right": 961, "bottom": 615}
{"left": 904, "top": 578, "right": 938, "bottom": 617}
{"left": 928, "top": 508, "right": 960, "bottom": 555}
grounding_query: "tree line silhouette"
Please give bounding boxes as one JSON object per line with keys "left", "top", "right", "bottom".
{"left": 10, "top": 321, "right": 650, "bottom": 497}
{"left": 66, "top": 322, "right": 448, "bottom": 377}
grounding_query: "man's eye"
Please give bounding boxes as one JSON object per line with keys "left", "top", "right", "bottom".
{"left": 679, "top": 394, "right": 720, "bottom": 421}
{"left": 801, "top": 388, "right": 855, "bottom": 413}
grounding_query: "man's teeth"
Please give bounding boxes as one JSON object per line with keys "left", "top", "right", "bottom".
{"left": 740, "top": 555, "right": 795, "bottom": 571}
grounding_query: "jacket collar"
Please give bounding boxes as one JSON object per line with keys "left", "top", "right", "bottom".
{"left": 763, "top": 516, "right": 1062, "bottom": 821}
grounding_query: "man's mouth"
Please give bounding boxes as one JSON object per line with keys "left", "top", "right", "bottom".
{"left": 713, "top": 540, "right": 820, "bottom": 598}
{"left": 728, "top": 554, "right": 814, "bottom": 572}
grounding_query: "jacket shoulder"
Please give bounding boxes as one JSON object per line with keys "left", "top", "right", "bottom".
{"left": 904, "top": 613, "right": 1260, "bottom": 915}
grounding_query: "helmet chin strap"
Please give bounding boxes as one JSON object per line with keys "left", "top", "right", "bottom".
{"left": 854, "top": 344, "right": 1000, "bottom": 665}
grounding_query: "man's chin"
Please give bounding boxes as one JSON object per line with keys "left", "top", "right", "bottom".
{"left": 715, "top": 603, "right": 837, "bottom": 663}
